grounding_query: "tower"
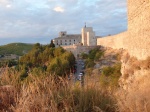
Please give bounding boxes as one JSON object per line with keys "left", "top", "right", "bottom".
{"left": 81, "top": 24, "right": 96, "bottom": 46}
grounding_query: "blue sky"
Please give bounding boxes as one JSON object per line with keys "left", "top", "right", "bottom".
{"left": 0, "top": 0, "right": 127, "bottom": 45}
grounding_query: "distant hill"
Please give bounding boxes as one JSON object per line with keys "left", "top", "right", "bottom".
{"left": 0, "top": 43, "right": 34, "bottom": 56}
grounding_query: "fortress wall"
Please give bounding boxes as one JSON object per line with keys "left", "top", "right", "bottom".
{"left": 63, "top": 45, "right": 77, "bottom": 57}
{"left": 63, "top": 45, "right": 98, "bottom": 58}
{"left": 97, "top": 0, "right": 150, "bottom": 60}
{"left": 126, "top": 0, "right": 150, "bottom": 59}
{"left": 128, "top": 0, "right": 150, "bottom": 31}
{"left": 97, "top": 32, "right": 127, "bottom": 49}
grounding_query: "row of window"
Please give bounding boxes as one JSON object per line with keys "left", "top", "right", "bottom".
{"left": 56, "top": 39, "right": 76, "bottom": 43}
{"left": 56, "top": 42, "right": 75, "bottom": 45}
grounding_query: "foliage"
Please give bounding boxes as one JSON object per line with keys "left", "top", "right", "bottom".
{"left": 85, "top": 59, "right": 95, "bottom": 68}
{"left": 80, "top": 48, "right": 104, "bottom": 69}
{"left": 19, "top": 43, "right": 75, "bottom": 77}
{"left": 88, "top": 48, "right": 99, "bottom": 60}
{"left": 0, "top": 43, "right": 33, "bottom": 56}
{"left": 95, "top": 51, "right": 104, "bottom": 61}
{"left": 100, "top": 63, "right": 121, "bottom": 88}
{"left": 7, "top": 60, "right": 18, "bottom": 67}
{"left": 80, "top": 52, "right": 88, "bottom": 59}
{"left": 49, "top": 40, "right": 55, "bottom": 48}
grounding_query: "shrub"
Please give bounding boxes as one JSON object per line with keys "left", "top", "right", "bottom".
{"left": 94, "top": 51, "right": 104, "bottom": 61}
{"left": 100, "top": 63, "right": 121, "bottom": 89}
{"left": 85, "top": 59, "right": 95, "bottom": 68}
{"left": 80, "top": 52, "right": 88, "bottom": 59}
{"left": 88, "top": 48, "right": 99, "bottom": 60}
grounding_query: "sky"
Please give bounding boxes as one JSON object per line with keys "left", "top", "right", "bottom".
{"left": 0, "top": 0, "right": 127, "bottom": 45}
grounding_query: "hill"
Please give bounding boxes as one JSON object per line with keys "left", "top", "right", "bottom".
{"left": 0, "top": 43, "right": 33, "bottom": 56}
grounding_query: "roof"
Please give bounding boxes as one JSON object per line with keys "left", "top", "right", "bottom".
{"left": 55, "top": 34, "right": 81, "bottom": 40}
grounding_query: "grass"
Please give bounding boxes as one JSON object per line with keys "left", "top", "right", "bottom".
{"left": 1, "top": 52, "right": 150, "bottom": 112}
{"left": 118, "top": 55, "right": 150, "bottom": 112}
{"left": 0, "top": 68, "right": 116, "bottom": 112}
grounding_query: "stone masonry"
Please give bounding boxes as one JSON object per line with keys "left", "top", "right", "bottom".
{"left": 97, "top": 0, "right": 150, "bottom": 60}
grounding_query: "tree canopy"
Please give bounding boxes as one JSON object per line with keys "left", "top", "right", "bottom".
{"left": 19, "top": 43, "right": 75, "bottom": 77}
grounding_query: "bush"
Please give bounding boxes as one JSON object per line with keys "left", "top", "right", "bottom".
{"left": 80, "top": 52, "right": 88, "bottom": 59}
{"left": 85, "top": 59, "right": 95, "bottom": 68}
{"left": 100, "top": 63, "right": 121, "bottom": 89}
{"left": 94, "top": 51, "right": 104, "bottom": 61}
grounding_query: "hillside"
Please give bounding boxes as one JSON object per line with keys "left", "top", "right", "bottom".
{"left": 0, "top": 43, "right": 33, "bottom": 56}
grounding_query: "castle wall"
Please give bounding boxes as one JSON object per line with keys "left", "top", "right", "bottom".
{"left": 97, "top": 0, "right": 150, "bottom": 60}
{"left": 63, "top": 45, "right": 98, "bottom": 58}
{"left": 97, "top": 32, "right": 127, "bottom": 49}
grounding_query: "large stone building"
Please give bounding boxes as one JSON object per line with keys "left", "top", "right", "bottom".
{"left": 53, "top": 31, "right": 81, "bottom": 47}
{"left": 54, "top": 26, "right": 97, "bottom": 47}
{"left": 82, "top": 27, "right": 97, "bottom": 46}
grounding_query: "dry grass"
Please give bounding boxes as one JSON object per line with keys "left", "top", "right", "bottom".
{"left": 0, "top": 69, "right": 116, "bottom": 112}
{"left": 0, "top": 85, "right": 16, "bottom": 112}
{"left": 117, "top": 56, "right": 150, "bottom": 112}
{"left": 116, "top": 73, "right": 150, "bottom": 112}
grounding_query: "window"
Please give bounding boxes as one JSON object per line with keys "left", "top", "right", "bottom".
{"left": 65, "top": 40, "right": 67, "bottom": 42}
{"left": 69, "top": 40, "right": 71, "bottom": 42}
{"left": 74, "top": 40, "right": 75, "bottom": 41}
{"left": 65, "top": 43, "right": 67, "bottom": 45}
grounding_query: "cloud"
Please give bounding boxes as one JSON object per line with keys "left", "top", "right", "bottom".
{"left": 53, "top": 6, "right": 64, "bottom": 13}
{"left": 0, "top": 0, "right": 127, "bottom": 45}
{"left": 6, "top": 4, "right": 11, "bottom": 8}
{"left": 0, "top": 0, "right": 13, "bottom": 8}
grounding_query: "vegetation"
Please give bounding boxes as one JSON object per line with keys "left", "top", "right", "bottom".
{"left": 19, "top": 43, "right": 75, "bottom": 77}
{"left": 0, "top": 43, "right": 33, "bottom": 56}
{"left": 100, "top": 63, "right": 121, "bottom": 89}
{"left": 80, "top": 48, "right": 104, "bottom": 69}
{"left": 0, "top": 60, "right": 18, "bottom": 68}
{"left": 0, "top": 69, "right": 116, "bottom": 112}
{"left": 0, "top": 46, "right": 120, "bottom": 112}
{"left": 49, "top": 40, "right": 55, "bottom": 48}
{"left": 116, "top": 56, "right": 150, "bottom": 112}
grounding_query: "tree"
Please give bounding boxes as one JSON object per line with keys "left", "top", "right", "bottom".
{"left": 49, "top": 40, "right": 55, "bottom": 48}
{"left": 80, "top": 52, "right": 88, "bottom": 59}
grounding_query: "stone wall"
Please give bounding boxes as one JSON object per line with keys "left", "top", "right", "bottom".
{"left": 97, "top": 0, "right": 150, "bottom": 60}
{"left": 63, "top": 45, "right": 98, "bottom": 58}
{"left": 97, "top": 32, "right": 127, "bottom": 49}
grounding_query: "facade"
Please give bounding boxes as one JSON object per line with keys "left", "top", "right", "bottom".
{"left": 53, "top": 31, "right": 81, "bottom": 47}
{"left": 81, "top": 27, "right": 97, "bottom": 46}
{"left": 53, "top": 26, "right": 97, "bottom": 47}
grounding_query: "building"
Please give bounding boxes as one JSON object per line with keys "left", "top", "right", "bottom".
{"left": 81, "top": 26, "right": 97, "bottom": 46}
{"left": 53, "top": 26, "right": 97, "bottom": 47}
{"left": 53, "top": 31, "right": 81, "bottom": 47}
